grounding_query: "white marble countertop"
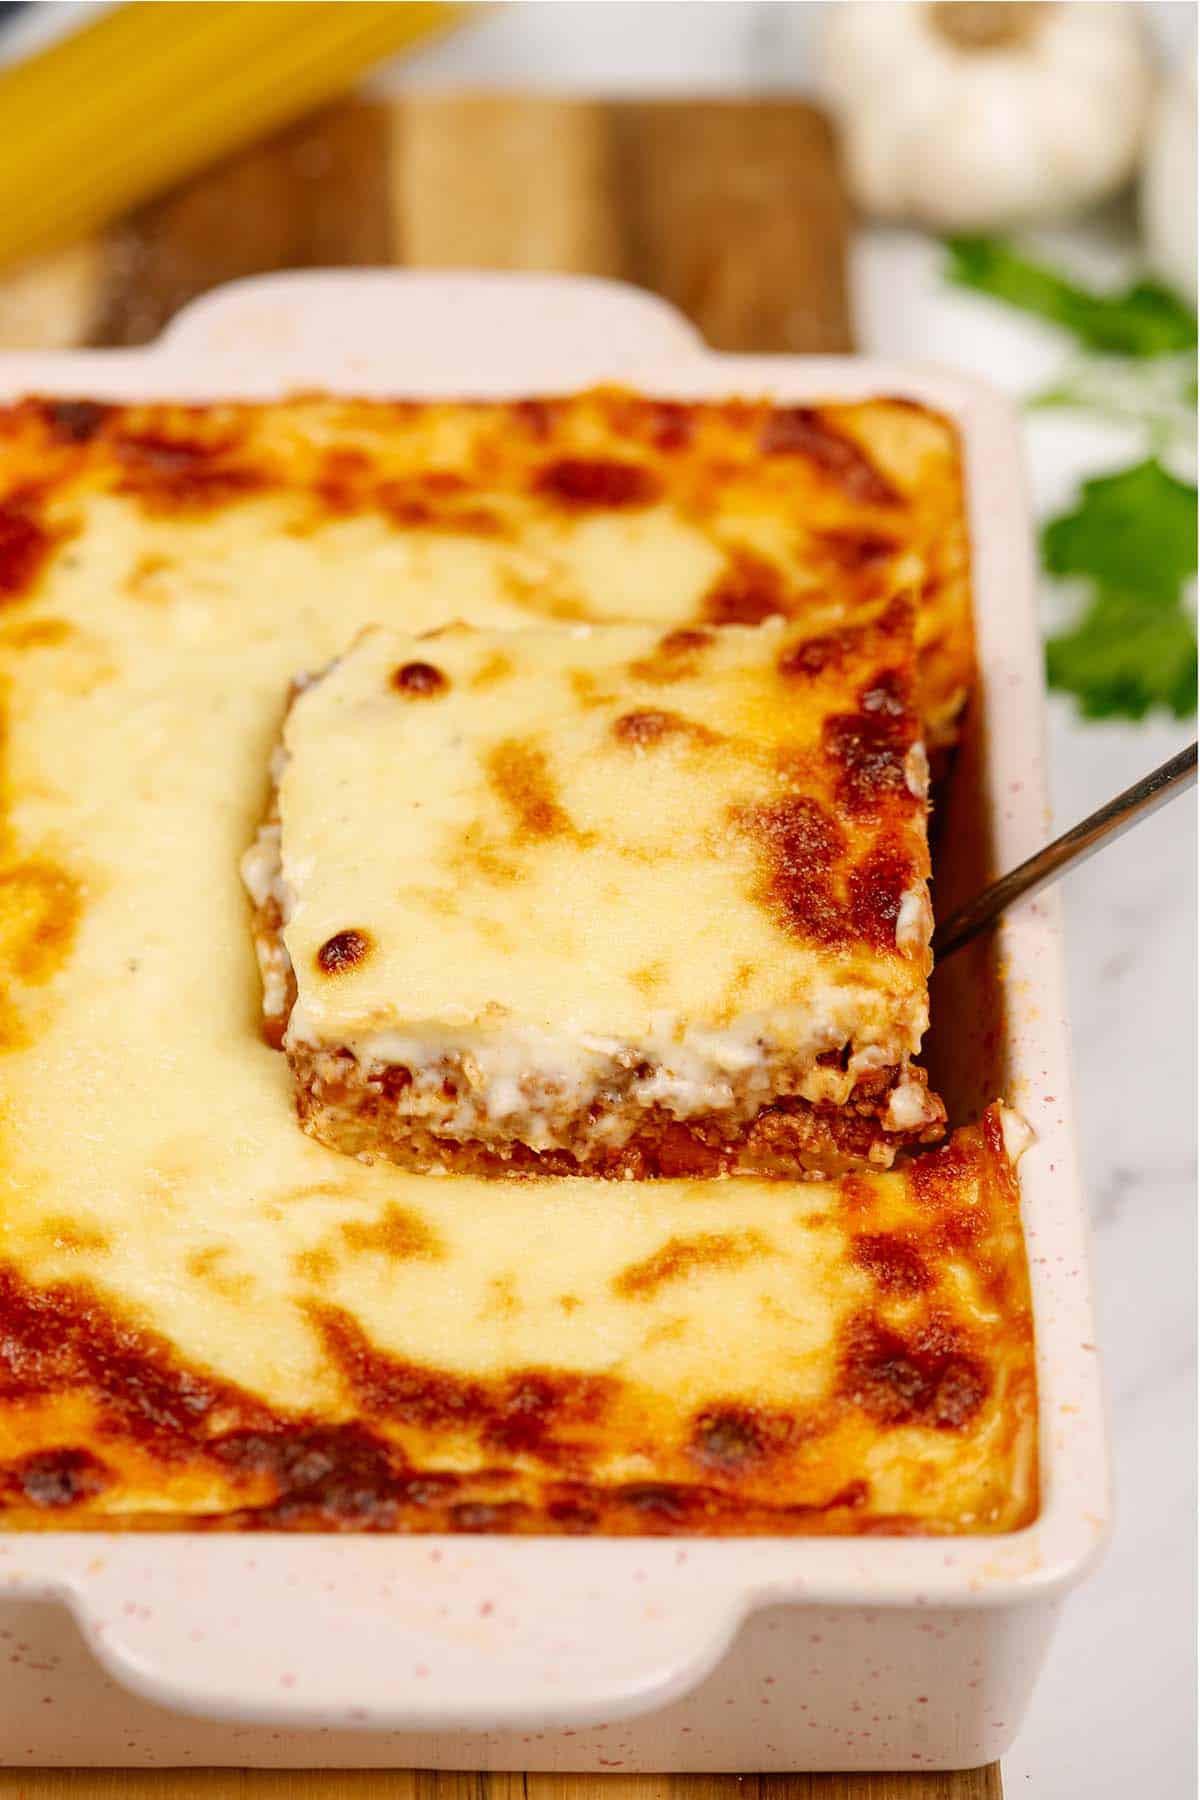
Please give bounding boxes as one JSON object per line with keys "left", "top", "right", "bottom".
{"left": 383, "top": 9, "right": 1197, "bottom": 1795}
{"left": 859, "top": 229, "right": 1196, "bottom": 1800}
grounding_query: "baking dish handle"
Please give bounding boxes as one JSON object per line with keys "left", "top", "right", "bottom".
{"left": 63, "top": 1545, "right": 750, "bottom": 1730}
{"left": 158, "top": 269, "right": 705, "bottom": 375}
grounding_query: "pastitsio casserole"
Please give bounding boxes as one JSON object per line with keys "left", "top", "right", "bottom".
{"left": 0, "top": 386, "right": 1039, "bottom": 1534}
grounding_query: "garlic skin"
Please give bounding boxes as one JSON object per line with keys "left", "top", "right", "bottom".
{"left": 820, "top": 2, "right": 1155, "bottom": 231}
{"left": 1141, "top": 62, "right": 1197, "bottom": 301}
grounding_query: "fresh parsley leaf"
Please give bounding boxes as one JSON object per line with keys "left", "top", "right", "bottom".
{"left": 1046, "top": 590, "right": 1197, "bottom": 720}
{"left": 946, "top": 237, "right": 1198, "bottom": 357}
{"left": 946, "top": 242, "right": 1198, "bottom": 718}
{"left": 1041, "top": 460, "right": 1197, "bottom": 606}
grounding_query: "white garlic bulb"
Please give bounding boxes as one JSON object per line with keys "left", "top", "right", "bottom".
{"left": 820, "top": 2, "right": 1155, "bottom": 231}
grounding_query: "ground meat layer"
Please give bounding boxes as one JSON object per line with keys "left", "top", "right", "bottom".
{"left": 290, "top": 1046, "right": 943, "bottom": 1179}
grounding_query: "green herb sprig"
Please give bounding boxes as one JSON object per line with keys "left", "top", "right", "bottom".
{"left": 945, "top": 237, "right": 1197, "bottom": 721}
{"left": 947, "top": 236, "right": 1197, "bottom": 357}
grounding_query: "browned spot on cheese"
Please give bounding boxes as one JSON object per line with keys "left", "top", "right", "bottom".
{"left": 478, "top": 1274, "right": 522, "bottom": 1322}
{"left": 380, "top": 479, "right": 503, "bottom": 537}
{"left": 779, "top": 626, "right": 858, "bottom": 681}
{"left": 186, "top": 1245, "right": 255, "bottom": 1303}
{"left": 314, "top": 447, "right": 372, "bottom": 512}
{"left": 111, "top": 430, "right": 263, "bottom": 513}
{"left": 647, "top": 401, "right": 694, "bottom": 452}
{"left": 2, "top": 1445, "right": 111, "bottom": 1508}
{"left": 451, "top": 825, "right": 521, "bottom": 887}
{"left": 485, "top": 739, "right": 584, "bottom": 843}
{"left": 665, "top": 627, "right": 711, "bottom": 654}
{"left": 313, "top": 1304, "right": 615, "bottom": 1465}
{"left": 558, "top": 1294, "right": 582, "bottom": 1314}
{"left": 630, "top": 959, "right": 668, "bottom": 996}
{"left": 591, "top": 391, "right": 699, "bottom": 453}
{"left": 0, "top": 617, "right": 74, "bottom": 651}
{"left": 277, "top": 1180, "right": 360, "bottom": 1207}
{"left": 614, "top": 1231, "right": 771, "bottom": 1299}
{"left": 470, "top": 650, "right": 514, "bottom": 690}
{"left": 816, "top": 526, "right": 900, "bottom": 573}
{"left": 823, "top": 688, "right": 915, "bottom": 818}
{"left": 711, "top": 959, "right": 758, "bottom": 1026}
{"left": 447, "top": 1500, "right": 528, "bottom": 1533}
{"left": 536, "top": 457, "right": 662, "bottom": 509}
{"left": 640, "top": 1315, "right": 690, "bottom": 1350}
{"left": 910, "top": 1131, "right": 979, "bottom": 1216}
{"left": 612, "top": 708, "right": 720, "bottom": 750}
{"left": 933, "top": 1202, "right": 990, "bottom": 1257}
{"left": 606, "top": 1481, "right": 695, "bottom": 1525}
{"left": 839, "top": 1310, "right": 990, "bottom": 1430}
{"left": 0, "top": 500, "right": 58, "bottom": 603}
{"left": 40, "top": 399, "right": 112, "bottom": 445}
{"left": 212, "top": 1420, "right": 416, "bottom": 1530}
{"left": 0, "top": 859, "right": 81, "bottom": 986}
{"left": 511, "top": 398, "right": 559, "bottom": 441}
{"left": 760, "top": 408, "right": 898, "bottom": 506}
{"left": 567, "top": 669, "right": 611, "bottom": 708}
{"left": 499, "top": 562, "right": 586, "bottom": 622}
{"left": 778, "top": 598, "right": 912, "bottom": 686}
{"left": 689, "top": 1404, "right": 802, "bottom": 1471}
{"left": 704, "top": 546, "right": 789, "bottom": 625}
{"left": 734, "top": 794, "right": 847, "bottom": 944}
{"left": 391, "top": 660, "right": 448, "bottom": 698}
{"left": 316, "top": 929, "right": 372, "bottom": 975}
{"left": 629, "top": 626, "right": 713, "bottom": 685}
{"left": 0, "top": 1263, "right": 271, "bottom": 1457}
{"left": 847, "top": 843, "right": 917, "bottom": 953}
{"left": 851, "top": 1232, "right": 933, "bottom": 1296}
{"left": 39, "top": 1215, "right": 110, "bottom": 1255}
{"left": 293, "top": 1247, "right": 337, "bottom": 1288}
{"left": 340, "top": 1203, "right": 443, "bottom": 1263}
{"left": 125, "top": 553, "right": 174, "bottom": 602}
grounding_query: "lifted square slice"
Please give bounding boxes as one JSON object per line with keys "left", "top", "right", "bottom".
{"left": 245, "top": 608, "right": 945, "bottom": 1177}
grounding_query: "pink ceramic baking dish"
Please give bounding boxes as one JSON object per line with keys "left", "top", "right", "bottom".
{"left": 0, "top": 272, "right": 1108, "bottom": 1773}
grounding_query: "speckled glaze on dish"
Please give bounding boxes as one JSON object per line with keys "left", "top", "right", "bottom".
{"left": 0, "top": 272, "right": 1108, "bottom": 1772}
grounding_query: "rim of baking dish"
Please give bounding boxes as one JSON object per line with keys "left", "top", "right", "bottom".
{"left": 0, "top": 271, "right": 1110, "bottom": 1731}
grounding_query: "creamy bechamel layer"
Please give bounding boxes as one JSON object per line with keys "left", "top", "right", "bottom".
{"left": 259, "top": 615, "right": 941, "bottom": 1171}
{"left": 287, "top": 1014, "right": 940, "bottom": 1150}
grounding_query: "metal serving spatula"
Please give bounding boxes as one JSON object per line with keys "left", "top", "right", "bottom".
{"left": 933, "top": 741, "right": 1197, "bottom": 960}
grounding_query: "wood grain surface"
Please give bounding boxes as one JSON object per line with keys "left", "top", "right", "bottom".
{"left": 0, "top": 1771, "right": 1002, "bottom": 1798}
{"left": 0, "top": 91, "right": 995, "bottom": 1800}
{"left": 0, "top": 94, "right": 852, "bottom": 354}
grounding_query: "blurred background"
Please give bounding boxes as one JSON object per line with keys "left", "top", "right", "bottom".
{"left": 0, "top": 4, "right": 1194, "bottom": 1796}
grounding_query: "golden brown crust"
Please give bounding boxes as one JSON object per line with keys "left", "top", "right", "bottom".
{"left": 0, "top": 1110, "right": 1036, "bottom": 1534}
{"left": 0, "top": 387, "right": 974, "bottom": 743}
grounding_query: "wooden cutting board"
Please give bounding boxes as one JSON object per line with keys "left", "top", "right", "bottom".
{"left": 0, "top": 1771, "right": 1003, "bottom": 1799}
{"left": 0, "top": 94, "right": 851, "bottom": 354}
{"left": 0, "top": 94, "right": 999, "bottom": 1800}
